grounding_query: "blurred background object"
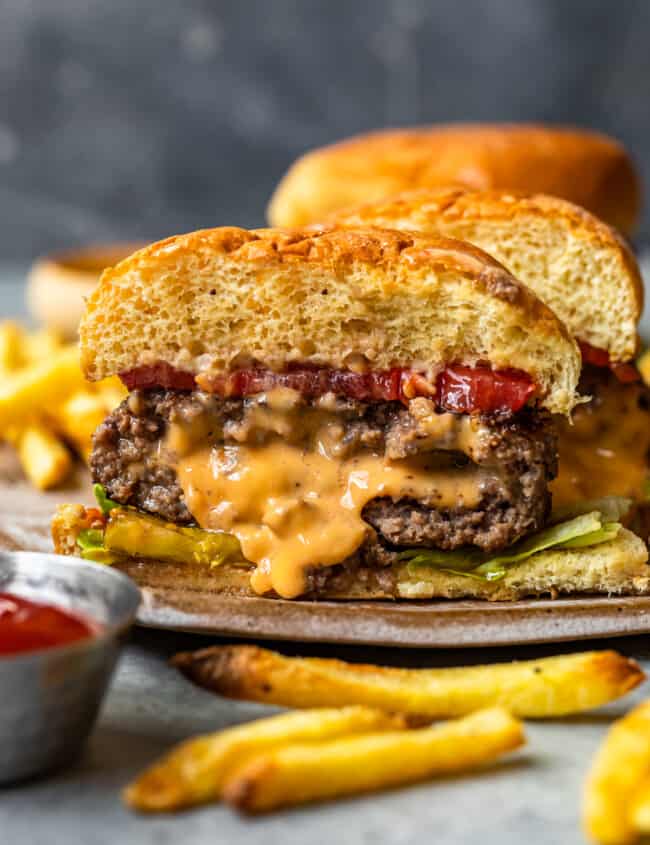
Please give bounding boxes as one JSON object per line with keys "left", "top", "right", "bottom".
{"left": 1, "top": 0, "right": 650, "bottom": 263}
{"left": 26, "top": 243, "right": 143, "bottom": 338}
{"left": 267, "top": 126, "right": 641, "bottom": 232}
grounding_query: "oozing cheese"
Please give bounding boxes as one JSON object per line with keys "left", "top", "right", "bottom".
{"left": 177, "top": 441, "right": 485, "bottom": 598}
{"left": 172, "top": 391, "right": 491, "bottom": 599}
{"left": 552, "top": 378, "right": 650, "bottom": 506}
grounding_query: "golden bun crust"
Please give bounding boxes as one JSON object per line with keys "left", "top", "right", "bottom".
{"left": 80, "top": 225, "right": 580, "bottom": 415}
{"left": 332, "top": 188, "right": 643, "bottom": 362}
{"left": 396, "top": 527, "right": 649, "bottom": 600}
{"left": 52, "top": 508, "right": 649, "bottom": 601}
{"left": 268, "top": 124, "right": 641, "bottom": 235}
{"left": 26, "top": 243, "right": 144, "bottom": 339}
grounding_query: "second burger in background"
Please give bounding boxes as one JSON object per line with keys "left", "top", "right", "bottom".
{"left": 268, "top": 124, "right": 641, "bottom": 236}
{"left": 331, "top": 188, "right": 650, "bottom": 534}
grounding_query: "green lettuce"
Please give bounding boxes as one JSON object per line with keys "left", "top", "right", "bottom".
{"left": 93, "top": 483, "right": 120, "bottom": 515}
{"left": 401, "top": 510, "right": 623, "bottom": 583}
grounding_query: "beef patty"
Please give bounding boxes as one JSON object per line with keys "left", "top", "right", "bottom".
{"left": 91, "top": 388, "right": 557, "bottom": 556}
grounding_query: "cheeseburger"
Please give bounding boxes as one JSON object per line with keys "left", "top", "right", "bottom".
{"left": 52, "top": 226, "right": 649, "bottom": 600}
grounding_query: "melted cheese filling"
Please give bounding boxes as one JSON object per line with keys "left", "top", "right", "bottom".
{"left": 172, "top": 390, "right": 491, "bottom": 599}
{"left": 553, "top": 378, "right": 650, "bottom": 507}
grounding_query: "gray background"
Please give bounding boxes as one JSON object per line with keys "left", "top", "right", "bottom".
{"left": 2, "top": 0, "right": 650, "bottom": 260}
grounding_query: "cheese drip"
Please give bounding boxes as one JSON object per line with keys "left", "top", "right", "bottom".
{"left": 175, "top": 396, "right": 489, "bottom": 599}
{"left": 553, "top": 377, "right": 650, "bottom": 507}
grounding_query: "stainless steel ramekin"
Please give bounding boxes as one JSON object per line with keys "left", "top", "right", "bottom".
{"left": 0, "top": 551, "right": 140, "bottom": 783}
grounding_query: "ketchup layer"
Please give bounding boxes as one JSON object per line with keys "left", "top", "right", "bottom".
{"left": 121, "top": 362, "right": 536, "bottom": 415}
{"left": 0, "top": 593, "right": 96, "bottom": 655}
{"left": 578, "top": 341, "right": 639, "bottom": 383}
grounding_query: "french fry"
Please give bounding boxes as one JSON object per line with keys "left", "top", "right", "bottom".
{"left": 223, "top": 707, "right": 524, "bottom": 814}
{"left": 56, "top": 391, "right": 108, "bottom": 459}
{"left": 583, "top": 701, "right": 650, "bottom": 845}
{"left": 631, "top": 778, "right": 650, "bottom": 835}
{"left": 25, "top": 328, "right": 64, "bottom": 364}
{"left": 171, "top": 645, "right": 644, "bottom": 719}
{"left": 0, "top": 323, "right": 117, "bottom": 487}
{"left": 94, "top": 377, "right": 127, "bottom": 411}
{"left": 124, "top": 706, "right": 410, "bottom": 813}
{"left": 16, "top": 424, "right": 73, "bottom": 490}
{"left": 0, "top": 345, "right": 85, "bottom": 430}
{"left": 0, "top": 321, "right": 27, "bottom": 373}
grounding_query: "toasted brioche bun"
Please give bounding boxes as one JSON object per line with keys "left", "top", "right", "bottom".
{"left": 80, "top": 225, "right": 580, "bottom": 415}
{"left": 268, "top": 124, "right": 641, "bottom": 235}
{"left": 332, "top": 188, "right": 643, "bottom": 363}
{"left": 52, "top": 506, "right": 649, "bottom": 601}
{"left": 26, "top": 243, "right": 144, "bottom": 339}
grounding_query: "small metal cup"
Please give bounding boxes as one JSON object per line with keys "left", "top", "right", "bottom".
{"left": 0, "top": 551, "right": 141, "bottom": 783}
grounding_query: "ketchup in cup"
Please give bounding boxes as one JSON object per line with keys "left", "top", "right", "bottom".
{"left": 0, "top": 592, "right": 96, "bottom": 656}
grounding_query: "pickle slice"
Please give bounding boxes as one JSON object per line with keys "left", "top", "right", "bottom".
{"left": 104, "top": 509, "right": 243, "bottom": 568}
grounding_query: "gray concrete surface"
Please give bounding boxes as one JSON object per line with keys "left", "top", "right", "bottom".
{"left": 2, "top": 264, "right": 650, "bottom": 843}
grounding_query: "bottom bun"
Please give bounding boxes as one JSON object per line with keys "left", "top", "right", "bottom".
{"left": 52, "top": 506, "right": 650, "bottom": 601}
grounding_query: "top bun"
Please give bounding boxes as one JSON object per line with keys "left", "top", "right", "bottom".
{"left": 332, "top": 188, "right": 643, "bottom": 363}
{"left": 268, "top": 124, "right": 641, "bottom": 235}
{"left": 80, "top": 225, "right": 580, "bottom": 416}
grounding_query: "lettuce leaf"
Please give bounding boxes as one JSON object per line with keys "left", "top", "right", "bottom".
{"left": 93, "top": 483, "right": 120, "bottom": 515}
{"left": 557, "top": 522, "right": 621, "bottom": 549}
{"left": 402, "top": 510, "right": 621, "bottom": 582}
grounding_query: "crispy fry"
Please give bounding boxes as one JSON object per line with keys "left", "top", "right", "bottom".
{"left": 124, "top": 706, "right": 409, "bottom": 813}
{"left": 171, "top": 645, "right": 644, "bottom": 719}
{"left": 223, "top": 707, "right": 524, "bottom": 814}
{"left": 16, "top": 424, "right": 73, "bottom": 490}
{"left": 583, "top": 700, "right": 650, "bottom": 845}
{"left": 56, "top": 391, "right": 108, "bottom": 459}
{"left": 25, "top": 328, "right": 64, "bottom": 363}
{"left": 0, "top": 324, "right": 118, "bottom": 486}
{"left": 0, "top": 321, "right": 27, "bottom": 373}
{"left": 0, "top": 345, "right": 85, "bottom": 430}
{"left": 94, "top": 377, "right": 127, "bottom": 410}
{"left": 631, "top": 778, "right": 650, "bottom": 835}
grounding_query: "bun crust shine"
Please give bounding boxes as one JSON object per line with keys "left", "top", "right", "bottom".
{"left": 332, "top": 188, "right": 643, "bottom": 362}
{"left": 268, "top": 124, "right": 641, "bottom": 235}
{"left": 80, "top": 225, "right": 581, "bottom": 415}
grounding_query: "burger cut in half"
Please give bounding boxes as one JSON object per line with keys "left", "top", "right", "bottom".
{"left": 52, "top": 226, "right": 649, "bottom": 600}
{"left": 332, "top": 188, "right": 650, "bottom": 536}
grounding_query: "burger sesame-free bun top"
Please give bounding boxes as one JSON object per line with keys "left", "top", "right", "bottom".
{"left": 267, "top": 124, "right": 641, "bottom": 235}
{"left": 80, "top": 224, "right": 581, "bottom": 416}
{"left": 332, "top": 188, "right": 643, "bottom": 363}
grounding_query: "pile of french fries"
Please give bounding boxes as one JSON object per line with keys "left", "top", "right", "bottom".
{"left": 0, "top": 321, "right": 125, "bottom": 490}
{"left": 124, "top": 645, "right": 648, "bottom": 834}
